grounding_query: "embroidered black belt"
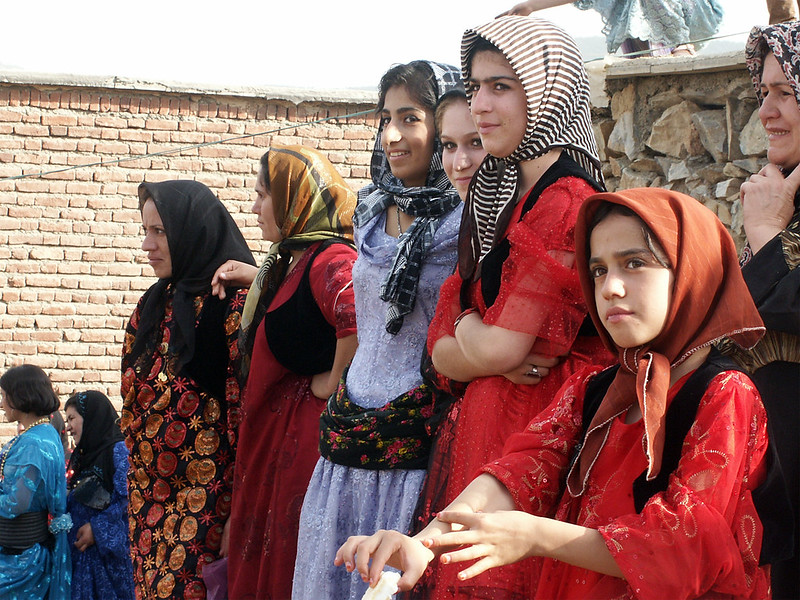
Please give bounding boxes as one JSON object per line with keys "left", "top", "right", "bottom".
{"left": 0, "top": 511, "right": 51, "bottom": 553}
{"left": 319, "top": 370, "right": 436, "bottom": 470}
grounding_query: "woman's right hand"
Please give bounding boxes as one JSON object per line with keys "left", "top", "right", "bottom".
{"left": 211, "top": 260, "right": 259, "bottom": 299}
{"left": 334, "top": 530, "right": 434, "bottom": 592}
{"left": 502, "top": 353, "right": 561, "bottom": 385}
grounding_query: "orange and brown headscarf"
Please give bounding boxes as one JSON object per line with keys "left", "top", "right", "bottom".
{"left": 568, "top": 188, "right": 765, "bottom": 493}
{"left": 239, "top": 146, "right": 357, "bottom": 368}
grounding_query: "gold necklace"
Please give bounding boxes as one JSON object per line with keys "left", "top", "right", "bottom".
{"left": 0, "top": 417, "right": 51, "bottom": 478}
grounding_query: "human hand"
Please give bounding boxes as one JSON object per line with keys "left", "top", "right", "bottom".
{"left": 219, "top": 518, "right": 230, "bottom": 557}
{"left": 498, "top": 0, "right": 537, "bottom": 16}
{"left": 335, "top": 530, "right": 434, "bottom": 592}
{"left": 428, "top": 510, "right": 540, "bottom": 580}
{"left": 502, "top": 353, "right": 560, "bottom": 385}
{"left": 311, "top": 371, "right": 334, "bottom": 400}
{"left": 211, "top": 260, "right": 259, "bottom": 299}
{"left": 74, "top": 522, "right": 95, "bottom": 552}
{"left": 740, "top": 163, "right": 799, "bottom": 253}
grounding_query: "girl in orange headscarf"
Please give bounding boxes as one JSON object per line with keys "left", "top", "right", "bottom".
{"left": 338, "top": 188, "right": 773, "bottom": 599}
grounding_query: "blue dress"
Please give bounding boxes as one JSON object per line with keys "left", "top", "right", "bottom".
{"left": 293, "top": 204, "right": 462, "bottom": 599}
{"left": 0, "top": 423, "right": 71, "bottom": 599}
{"left": 67, "top": 441, "right": 134, "bottom": 600}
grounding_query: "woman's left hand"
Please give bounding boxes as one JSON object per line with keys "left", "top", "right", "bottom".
{"left": 211, "top": 260, "right": 259, "bottom": 299}
{"left": 427, "top": 510, "right": 540, "bottom": 580}
{"left": 74, "top": 522, "right": 95, "bottom": 552}
{"left": 740, "top": 163, "right": 799, "bottom": 253}
{"left": 502, "top": 353, "right": 560, "bottom": 385}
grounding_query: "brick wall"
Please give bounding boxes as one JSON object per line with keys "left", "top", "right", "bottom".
{"left": 0, "top": 72, "right": 378, "bottom": 440}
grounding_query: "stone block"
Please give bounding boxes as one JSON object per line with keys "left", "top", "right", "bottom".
{"left": 610, "top": 84, "right": 635, "bottom": 119}
{"left": 607, "top": 112, "right": 639, "bottom": 160}
{"left": 667, "top": 161, "right": 691, "bottom": 182}
{"left": 732, "top": 158, "right": 765, "bottom": 174}
{"left": 619, "top": 167, "right": 654, "bottom": 189}
{"left": 723, "top": 163, "right": 750, "bottom": 178}
{"left": 738, "top": 109, "right": 768, "bottom": 157}
{"left": 691, "top": 110, "right": 727, "bottom": 163}
{"left": 647, "top": 101, "right": 705, "bottom": 158}
{"left": 609, "top": 156, "right": 631, "bottom": 178}
{"left": 715, "top": 178, "right": 743, "bottom": 198}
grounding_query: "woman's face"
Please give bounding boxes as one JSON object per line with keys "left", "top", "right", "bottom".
{"left": 65, "top": 405, "right": 84, "bottom": 445}
{"left": 589, "top": 213, "right": 674, "bottom": 349}
{"left": 467, "top": 50, "right": 528, "bottom": 159}
{"left": 759, "top": 52, "right": 800, "bottom": 170}
{"left": 0, "top": 388, "right": 17, "bottom": 423}
{"left": 141, "top": 199, "right": 173, "bottom": 279}
{"left": 440, "top": 99, "right": 486, "bottom": 200}
{"left": 252, "top": 167, "right": 282, "bottom": 243}
{"left": 380, "top": 84, "right": 436, "bottom": 187}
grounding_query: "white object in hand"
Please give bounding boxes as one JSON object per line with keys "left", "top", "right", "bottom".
{"left": 361, "top": 571, "right": 401, "bottom": 600}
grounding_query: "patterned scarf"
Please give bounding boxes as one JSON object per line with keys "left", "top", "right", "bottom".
{"left": 353, "top": 61, "right": 463, "bottom": 334}
{"left": 458, "top": 16, "right": 604, "bottom": 280}
{"left": 568, "top": 189, "right": 764, "bottom": 494}
{"left": 239, "top": 146, "right": 357, "bottom": 376}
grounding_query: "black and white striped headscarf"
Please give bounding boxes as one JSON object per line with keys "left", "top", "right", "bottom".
{"left": 459, "top": 16, "right": 604, "bottom": 280}
{"left": 354, "top": 60, "right": 463, "bottom": 334}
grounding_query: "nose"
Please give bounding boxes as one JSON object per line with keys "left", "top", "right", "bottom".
{"left": 141, "top": 233, "right": 156, "bottom": 251}
{"left": 470, "top": 86, "right": 490, "bottom": 115}
{"left": 382, "top": 119, "right": 401, "bottom": 145}
{"left": 759, "top": 93, "right": 779, "bottom": 123}
{"left": 252, "top": 196, "right": 261, "bottom": 215}
{"left": 454, "top": 147, "right": 472, "bottom": 172}
{"left": 599, "top": 271, "right": 625, "bottom": 300}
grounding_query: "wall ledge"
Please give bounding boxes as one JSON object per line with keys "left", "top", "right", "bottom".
{"left": 604, "top": 50, "right": 746, "bottom": 80}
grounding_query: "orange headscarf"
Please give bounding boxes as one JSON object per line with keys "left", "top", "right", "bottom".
{"left": 568, "top": 188, "right": 764, "bottom": 494}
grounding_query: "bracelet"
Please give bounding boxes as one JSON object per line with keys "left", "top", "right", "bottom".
{"left": 453, "top": 307, "right": 478, "bottom": 331}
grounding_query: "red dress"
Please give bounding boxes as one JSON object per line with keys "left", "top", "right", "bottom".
{"left": 485, "top": 368, "right": 771, "bottom": 600}
{"left": 421, "top": 177, "right": 612, "bottom": 599}
{"left": 227, "top": 243, "right": 356, "bottom": 600}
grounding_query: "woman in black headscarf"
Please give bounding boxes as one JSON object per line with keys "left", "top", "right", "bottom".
{"left": 65, "top": 390, "right": 133, "bottom": 600}
{"left": 119, "top": 180, "right": 255, "bottom": 600}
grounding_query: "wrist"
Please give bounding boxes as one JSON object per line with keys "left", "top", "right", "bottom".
{"left": 453, "top": 307, "right": 478, "bottom": 332}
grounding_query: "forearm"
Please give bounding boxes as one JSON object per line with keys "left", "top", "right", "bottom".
{"left": 533, "top": 518, "right": 623, "bottom": 577}
{"left": 316, "top": 334, "right": 358, "bottom": 398}
{"left": 431, "top": 336, "right": 496, "bottom": 381}
{"left": 454, "top": 314, "right": 534, "bottom": 373}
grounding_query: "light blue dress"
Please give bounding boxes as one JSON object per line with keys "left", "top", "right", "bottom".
{"left": 293, "top": 204, "right": 462, "bottom": 600}
{"left": 0, "top": 423, "right": 71, "bottom": 600}
{"left": 575, "top": 0, "right": 724, "bottom": 53}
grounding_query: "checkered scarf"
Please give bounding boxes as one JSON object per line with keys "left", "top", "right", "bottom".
{"left": 458, "top": 16, "right": 604, "bottom": 280}
{"left": 353, "top": 61, "right": 463, "bottom": 335}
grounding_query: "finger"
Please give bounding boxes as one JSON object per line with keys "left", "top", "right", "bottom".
{"left": 354, "top": 533, "right": 389, "bottom": 581}
{"left": 436, "top": 510, "right": 480, "bottom": 527}
{"left": 426, "top": 530, "right": 480, "bottom": 550}
{"left": 528, "top": 354, "right": 560, "bottom": 368}
{"left": 440, "top": 543, "right": 490, "bottom": 565}
{"left": 785, "top": 162, "right": 800, "bottom": 188}
{"left": 334, "top": 535, "right": 367, "bottom": 569}
{"left": 368, "top": 537, "right": 403, "bottom": 585}
{"left": 456, "top": 555, "right": 498, "bottom": 581}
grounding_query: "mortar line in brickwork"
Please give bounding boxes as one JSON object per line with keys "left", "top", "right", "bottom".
{"left": 1, "top": 109, "right": 375, "bottom": 182}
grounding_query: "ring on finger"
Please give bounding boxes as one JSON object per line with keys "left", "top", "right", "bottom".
{"left": 526, "top": 365, "right": 540, "bottom": 377}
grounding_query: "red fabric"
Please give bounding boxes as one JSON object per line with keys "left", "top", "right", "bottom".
{"left": 485, "top": 368, "right": 771, "bottom": 600}
{"left": 120, "top": 288, "right": 248, "bottom": 600}
{"left": 419, "top": 178, "right": 613, "bottom": 599}
{"left": 227, "top": 243, "right": 356, "bottom": 600}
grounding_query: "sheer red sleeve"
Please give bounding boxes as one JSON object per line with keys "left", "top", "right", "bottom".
{"left": 308, "top": 244, "right": 357, "bottom": 338}
{"left": 483, "top": 177, "right": 594, "bottom": 355}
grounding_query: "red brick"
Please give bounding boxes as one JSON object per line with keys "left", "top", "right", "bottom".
{"left": 144, "top": 119, "right": 179, "bottom": 131}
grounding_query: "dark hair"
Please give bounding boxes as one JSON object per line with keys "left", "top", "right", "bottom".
{"left": 435, "top": 89, "right": 469, "bottom": 136}
{"left": 376, "top": 61, "right": 438, "bottom": 114}
{"left": 259, "top": 151, "right": 272, "bottom": 193}
{"left": 0, "top": 365, "right": 60, "bottom": 416}
{"left": 467, "top": 37, "right": 504, "bottom": 70}
{"left": 587, "top": 202, "right": 671, "bottom": 268}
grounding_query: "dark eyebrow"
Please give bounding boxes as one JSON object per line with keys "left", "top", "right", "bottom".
{"left": 467, "top": 75, "right": 517, "bottom": 85}
{"left": 588, "top": 248, "right": 651, "bottom": 267}
{"left": 381, "top": 106, "right": 426, "bottom": 115}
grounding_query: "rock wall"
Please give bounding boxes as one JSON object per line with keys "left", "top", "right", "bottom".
{"left": 590, "top": 52, "right": 766, "bottom": 249}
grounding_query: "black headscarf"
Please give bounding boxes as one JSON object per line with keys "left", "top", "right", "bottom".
{"left": 128, "top": 180, "right": 256, "bottom": 376}
{"left": 66, "top": 391, "right": 124, "bottom": 496}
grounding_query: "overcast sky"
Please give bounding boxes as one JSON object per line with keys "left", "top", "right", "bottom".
{"left": 2, "top": 2, "right": 765, "bottom": 90}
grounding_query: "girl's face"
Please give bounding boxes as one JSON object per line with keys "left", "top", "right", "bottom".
{"left": 759, "top": 52, "right": 800, "bottom": 170}
{"left": 252, "top": 167, "right": 282, "bottom": 243}
{"left": 589, "top": 213, "right": 674, "bottom": 349}
{"left": 141, "top": 199, "right": 173, "bottom": 279}
{"left": 440, "top": 99, "right": 486, "bottom": 200}
{"left": 65, "top": 405, "right": 84, "bottom": 445}
{"left": 467, "top": 50, "right": 527, "bottom": 159}
{"left": 380, "top": 84, "right": 436, "bottom": 187}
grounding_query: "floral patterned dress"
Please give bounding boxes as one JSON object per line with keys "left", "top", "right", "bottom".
{"left": 120, "top": 286, "right": 247, "bottom": 600}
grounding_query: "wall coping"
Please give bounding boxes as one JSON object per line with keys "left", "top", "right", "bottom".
{"left": 0, "top": 70, "right": 379, "bottom": 105}
{"left": 603, "top": 50, "right": 746, "bottom": 80}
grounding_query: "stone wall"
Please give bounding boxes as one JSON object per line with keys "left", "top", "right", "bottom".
{"left": 0, "top": 72, "right": 378, "bottom": 439}
{"left": 589, "top": 51, "right": 766, "bottom": 249}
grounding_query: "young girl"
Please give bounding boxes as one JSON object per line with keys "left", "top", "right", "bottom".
{"left": 436, "top": 90, "right": 485, "bottom": 201}
{"left": 0, "top": 365, "right": 71, "bottom": 600}
{"left": 65, "top": 390, "right": 133, "bottom": 600}
{"left": 414, "top": 16, "right": 611, "bottom": 598}
{"left": 291, "top": 60, "right": 463, "bottom": 600}
{"left": 339, "top": 188, "right": 771, "bottom": 599}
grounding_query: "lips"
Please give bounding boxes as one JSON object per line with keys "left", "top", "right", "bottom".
{"left": 605, "top": 307, "right": 633, "bottom": 324}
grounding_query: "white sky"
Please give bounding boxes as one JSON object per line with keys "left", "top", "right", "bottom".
{"left": 1, "top": 2, "right": 766, "bottom": 90}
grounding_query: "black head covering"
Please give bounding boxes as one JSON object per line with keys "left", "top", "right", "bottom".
{"left": 66, "top": 391, "right": 124, "bottom": 495}
{"left": 129, "top": 180, "right": 255, "bottom": 375}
